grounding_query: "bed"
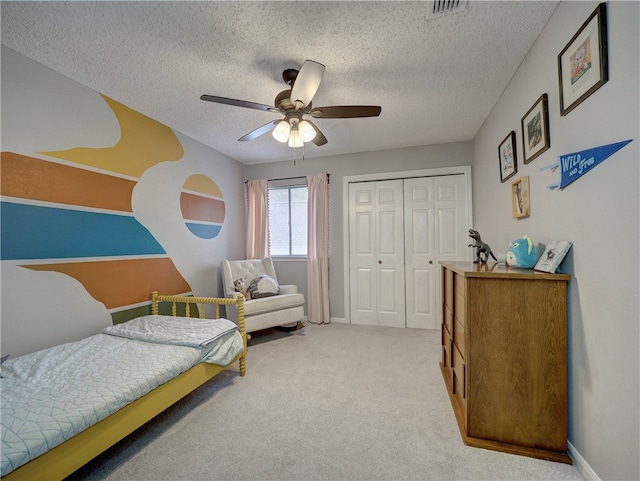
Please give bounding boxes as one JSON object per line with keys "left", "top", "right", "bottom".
{"left": 1, "top": 292, "right": 247, "bottom": 481}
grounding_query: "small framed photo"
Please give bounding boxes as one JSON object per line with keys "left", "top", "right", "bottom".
{"left": 521, "top": 94, "right": 550, "bottom": 164}
{"left": 511, "top": 176, "right": 530, "bottom": 219}
{"left": 498, "top": 131, "right": 517, "bottom": 183}
{"left": 535, "top": 241, "right": 572, "bottom": 273}
{"left": 558, "top": 3, "right": 608, "bottom": 116}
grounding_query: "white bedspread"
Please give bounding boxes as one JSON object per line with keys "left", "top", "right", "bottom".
{"left": 1, "top": 316, "right": 243, "bottom": 477}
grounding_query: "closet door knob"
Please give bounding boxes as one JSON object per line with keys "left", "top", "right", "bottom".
{"left": 378, "top": 260, "right": 382, "bottom": 264}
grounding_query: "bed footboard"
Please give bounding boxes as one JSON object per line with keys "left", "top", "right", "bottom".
{"left": 151, "top": 291, "right": 247, "bottom": 376}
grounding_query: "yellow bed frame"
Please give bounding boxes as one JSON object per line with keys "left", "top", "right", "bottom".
{"left": 2, "top": 292, "right": 247, "bottom": 481}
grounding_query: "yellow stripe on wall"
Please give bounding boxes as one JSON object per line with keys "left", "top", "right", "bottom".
{"left": 183, "top": 174, "right": 223, "bottom": 198}
{"left": 40, "top": 95, "right": 184, "bottom": 178}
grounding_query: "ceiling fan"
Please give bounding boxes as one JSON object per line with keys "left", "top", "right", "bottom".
{"left": 200, "top": 60, "right": 382, "bottom": 148}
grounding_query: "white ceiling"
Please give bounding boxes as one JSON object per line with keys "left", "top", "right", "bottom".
{"left": 1, "top": 1, "right": 559, "bottom": 165}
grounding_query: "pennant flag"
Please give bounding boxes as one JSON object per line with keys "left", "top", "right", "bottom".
{"left": 542, "top": 140, "right": 633, "bottom": 190}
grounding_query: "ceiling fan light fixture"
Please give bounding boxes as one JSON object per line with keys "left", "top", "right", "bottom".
{"left": 298, "top": 120, "right": 316, "bottom": 142}
{"left": 288, "top": 129, "right": 303, "bottom": 148}
{"left": 272, "top": 120, "right": 290, "bottom": 143}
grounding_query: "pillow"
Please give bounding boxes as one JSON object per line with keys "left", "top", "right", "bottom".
{"left": 248, "top": 274, "right": 280, "bottom": 299}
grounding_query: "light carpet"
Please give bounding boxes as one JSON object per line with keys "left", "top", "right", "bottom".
{"left": 66, "top": 323, "right": 584, "bottom": 481}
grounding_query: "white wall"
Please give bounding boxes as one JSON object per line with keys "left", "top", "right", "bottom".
{"left": 246, "top": 141, "right": 473, "bottom": 320}
{"left": 473, "top": 2, "right": 639, "bottom": 480}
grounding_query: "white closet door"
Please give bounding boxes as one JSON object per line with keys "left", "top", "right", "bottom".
{"left": 349, "top": 180, "right": 405, "bottom": 327}
{"left": 404, "top": 175, "right": 469, "bottom": 329}
{"left": 433, "top": 174, "right": 469, "bottom": 263}
{"left": 348, "top": 173, "right": 470, "bottom": 330}
{"left": 404, "top": 177, "right": 436, "bottom": 329}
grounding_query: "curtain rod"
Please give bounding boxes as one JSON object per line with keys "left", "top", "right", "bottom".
{"left": 245, "top": 173, "right": 330, "bottom": 184}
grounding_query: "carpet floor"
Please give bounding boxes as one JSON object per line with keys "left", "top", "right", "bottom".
{"left": 66, "top": 322, "right": 584, "bottom": 481}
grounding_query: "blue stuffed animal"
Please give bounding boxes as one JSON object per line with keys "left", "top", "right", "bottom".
{"left": 506, "top": 236, "right": 539, "bottom": 268}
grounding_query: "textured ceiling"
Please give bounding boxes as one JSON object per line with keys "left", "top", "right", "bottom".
{"left": 1, "top": 1, "right": 559, "bottom": 165}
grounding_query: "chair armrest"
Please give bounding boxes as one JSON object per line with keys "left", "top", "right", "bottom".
{"left": 279, "top": 284, "right": 298, "bottom": 295}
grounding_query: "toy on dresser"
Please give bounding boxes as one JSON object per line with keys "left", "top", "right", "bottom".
{"left": 233, "top": 278, "right": 252, "bottom": 300}
{"left": 468, "top": 229, "right": 497, "bottom": 264}
{"left": 506, "top": 236, "right": 540, "bottom": 268}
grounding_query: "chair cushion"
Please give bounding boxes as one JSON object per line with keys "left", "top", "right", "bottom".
{"left": 248, "top": 274, "right": 279, "bottom": 299}
{"left": 244, "top": 293, "right": 304, "bottom": 316}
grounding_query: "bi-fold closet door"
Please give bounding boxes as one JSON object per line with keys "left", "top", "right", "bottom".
{"left": 348, "top": 174, "right": 469, "bottom": 329}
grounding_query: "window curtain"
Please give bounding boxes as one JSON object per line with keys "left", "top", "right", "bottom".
{"left": 306, "top": 173, "right": 330, "bottom": 324}
{"left": 245, "top": 179, "right": 270, "bottom": 259}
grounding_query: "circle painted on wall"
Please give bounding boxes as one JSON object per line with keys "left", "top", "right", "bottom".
{"left": 180, "top": 174, "right": 225, "bottom": 239}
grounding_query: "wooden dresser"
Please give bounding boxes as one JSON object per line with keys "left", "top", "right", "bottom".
{"left": 439, "top": 261, "right": 571, "bottom": 464}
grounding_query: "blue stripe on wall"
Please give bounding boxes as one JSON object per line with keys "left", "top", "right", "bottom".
{"left": 185, "top": 222, "right": 222, "bottom": 239}
{"left": 1, "top": 201, "right": 166, "bottom": 260}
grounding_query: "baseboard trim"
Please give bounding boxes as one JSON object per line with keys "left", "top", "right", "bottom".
{"left": 568, "top": 441, "right": 600, "bottom": 481}
{"left": 330, "top": 317, "right": 347, "bottom": 324}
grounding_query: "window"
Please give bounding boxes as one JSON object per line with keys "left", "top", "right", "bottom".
{"left": 268, "top": 184, "right": 307, "bottom": 256}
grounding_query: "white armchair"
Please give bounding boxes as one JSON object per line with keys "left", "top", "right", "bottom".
{"left": 221, "top": 258, "right": 305, "bottom": 334}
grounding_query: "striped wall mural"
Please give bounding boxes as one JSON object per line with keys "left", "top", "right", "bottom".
{"left": 181, "top": 174, "right": 225, "bottom": 239}
{"left": 1, "top": 95, "right": 225, "bottom": 324}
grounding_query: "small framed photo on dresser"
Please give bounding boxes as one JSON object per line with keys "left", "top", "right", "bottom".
{"left": 535, "top": 241, "right": 572, "bottom": 273}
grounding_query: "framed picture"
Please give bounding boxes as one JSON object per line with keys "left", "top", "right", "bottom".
{"left": 535, "top": 241, "right": 572, "bottom": 273}
{"left": 511, "top": 176, "right": 530, "bottom": 219}
{"left": 558, "top": 2, "right": 608, "bottom": 116}
{"left": 498, "top": 131, "right": 517, "bottom": 183}
{"left": 521, "top": 94, "right": 550, "bottom": 164}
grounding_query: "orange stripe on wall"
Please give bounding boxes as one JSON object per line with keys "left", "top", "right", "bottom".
{"left": 180, "top": 192, "right": 225, "bottom": 223}
{"left": 24, "top": 258, "right": 191, "bottom": 309}
{"left": 1, "top": 152, "right": 135, "bottom": 212}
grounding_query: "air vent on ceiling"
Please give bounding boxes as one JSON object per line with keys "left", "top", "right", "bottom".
{"left": 426, "top": 0, "right": 468, "bottom": 18}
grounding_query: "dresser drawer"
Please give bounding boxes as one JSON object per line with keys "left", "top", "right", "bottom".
{"left": 454, "top": 289, "right": 466, "bottom": 326}
{"left": 444, "top": 304, "right": 453, "bottom": 337}
{"left": 452, "top": 343, "right": 466, "bottom": 409}
{"left": 441, "top": 327, "right": 451, "bottom": 366}
{"left": 453, "top": 318, "right": 465, "bottom": 359}
{"left": 441, "top": 328, "right": 453, "bottom": 388}
{"left": 455, "top": 273, "right": 465, "bottom": 296}
{"left": 444, "top": 268, "right": 454, "bottom": 309}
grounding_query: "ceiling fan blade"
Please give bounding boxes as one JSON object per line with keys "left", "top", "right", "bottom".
{"left": 306, "top": 120, "right": 328, "bottom": 146}
{"left": 309, "top": 105, "right": 381, "bottom": 119}
{"left": 290, "top": 60, "right": 325, "bottom": 108}
{"left": 200, "top": 95, "right": 279, "bottom": 113}
{"left": 238, "top": 120, "right": 280, "bottom": 142}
